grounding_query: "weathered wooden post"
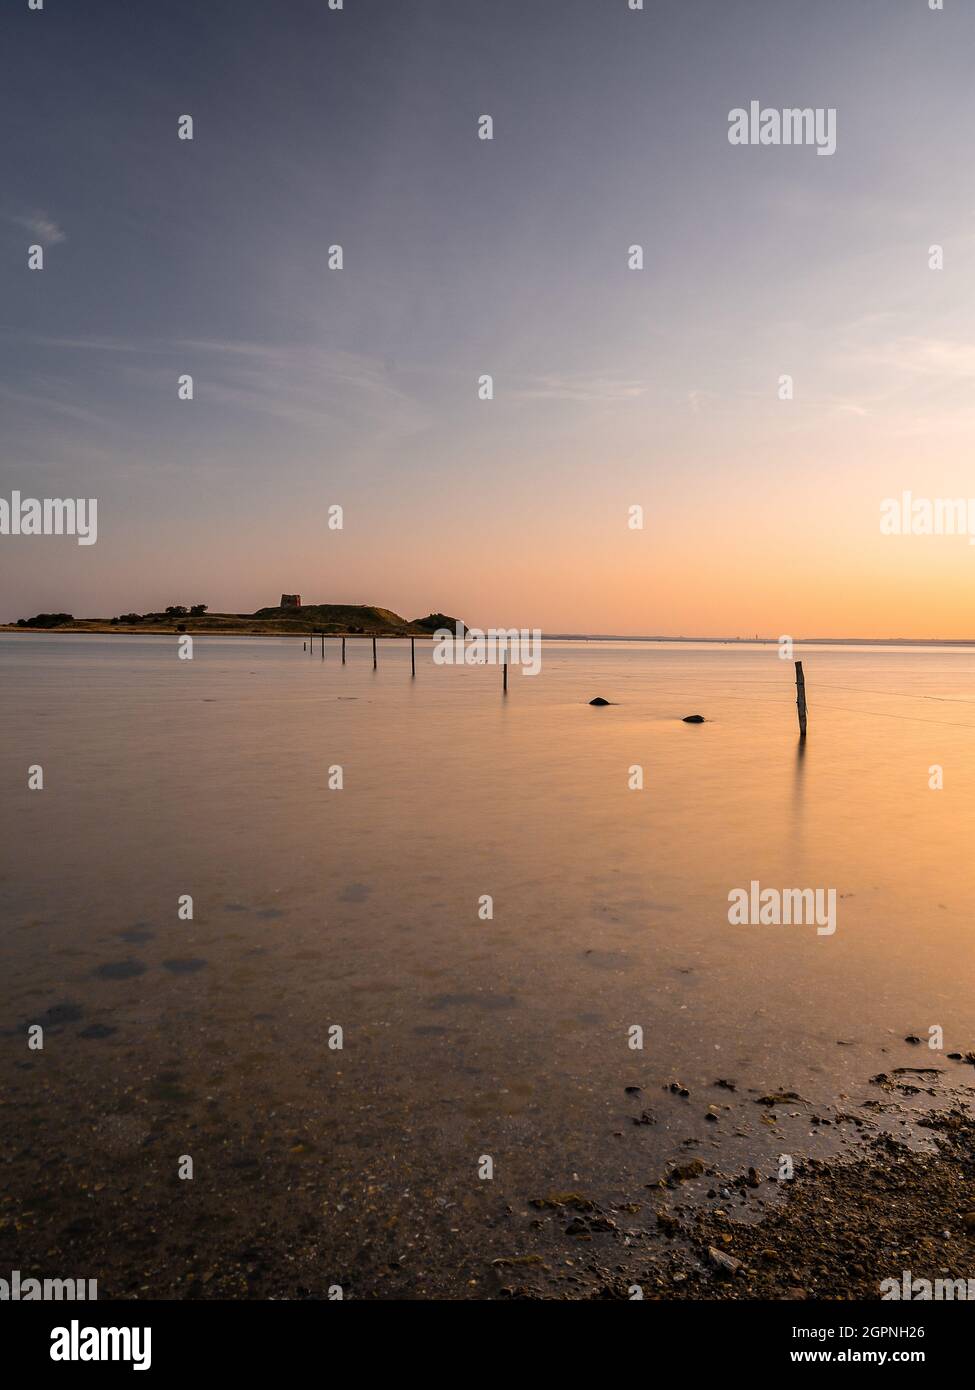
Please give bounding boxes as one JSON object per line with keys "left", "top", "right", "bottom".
{"left": 503, "top": 660, "right": 508, "bottom": 693}
{"left": 342, "top": 636, "right": 346, "bottom": 665}
{"left": 795, "top": 660, "right": 807, "bottom": 737}
{"left": 372, "top": 636, "right": 377, "bottom": 669}
{"left": 321, "top": 631, "right": 324, "bottom": 659}
{"left": 411, "top": 637, "right": 415, "bottom": 677}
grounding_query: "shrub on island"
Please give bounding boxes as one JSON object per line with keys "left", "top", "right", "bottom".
{"left": 16, "top": 613, "right": 73, "bottom": 628}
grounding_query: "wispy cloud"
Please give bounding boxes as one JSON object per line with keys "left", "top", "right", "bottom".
{"left": 19, "top": 334, "right": 141, "bottom": 353}
{"left": 687, "top": 389, "right": 720, "bottom": 415}
{"left": 514, "top": 374, "right": 647, "bottom": 403}
{"left": 8, "top": 209, "right": 66, "bottom": 245}
{"left": 0, "top": 381, "right": 127, "bottom": 432}
{"left": 174, "top": 339, "right": 423, "bottom": 422}
{"left": 858, "top": 337, "right": 975, "bottom": 380}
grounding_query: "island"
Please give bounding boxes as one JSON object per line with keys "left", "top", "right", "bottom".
{"left": 2, "top": 601, "right": 466, "bottom": 637}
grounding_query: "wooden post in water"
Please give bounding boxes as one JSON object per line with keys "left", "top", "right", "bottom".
{"left": 321, "top": 631, "right": 324, "bottom": 659}
{"left": 342, "top": 636, "right": 346, "bottom": 665}
{"left": 372, "top": 636, "right": 377, "bottom": 669}
{"left": 411, "top": 637, "right": 415, "bottom": 677}
{"left": 795, "top": 660, "right": 807, "bottom": 738}
{"left": 503, "top": 661, "right": 508, "bottom": 693}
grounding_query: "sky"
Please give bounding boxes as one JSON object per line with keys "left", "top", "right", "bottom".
{"left": 2, "top": 0, "right": 974, "bottom": 637}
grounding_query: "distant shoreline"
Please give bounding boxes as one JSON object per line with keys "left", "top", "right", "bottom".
{"left": 544, "top": 634, "right": 975, "bottom": 647}
{"left": 4, "top": 625, "right": 975, "bottom": 648}
{"left": 0, "top": 623, "right": 436, "bottom": 638}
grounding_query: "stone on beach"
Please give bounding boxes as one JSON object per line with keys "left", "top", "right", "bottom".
{"left": 708, "top": 1246, "right": 742, "bottom": 1275}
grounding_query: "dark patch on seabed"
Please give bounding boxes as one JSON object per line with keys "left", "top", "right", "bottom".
{"left": 337, "top": 883, "right": 370, "bottom": 903}
{"left": 35, "top": 1000, "right": 84, "bottom": 1027}
{"left": 161, "top": 958, "right": 208, "bottom": 974}
{"left": 78, "top": 1024, "right": 118, "bottom": 1040}
{"left": 92, "top": 959, "right": 147, "bottom": 980}
{"left": 3, "top": 1000, "right": 84, "bottom": 1038}
{"left": 425, "top": 991, "right": 517, "bottom": 1011}
{"left": 116, "top": 924, "right": 155, "bottom": 943}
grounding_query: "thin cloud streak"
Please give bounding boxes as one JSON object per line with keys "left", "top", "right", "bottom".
{"left": 7, "top": 210, "right": 66, "bottom": 245}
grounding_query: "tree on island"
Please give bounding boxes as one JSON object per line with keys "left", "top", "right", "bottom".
{"left": 161, "top": 604, "right": 206, "bottom": 618}
{"left": 108, "top": 605, "right": 205, "bottom": 624}
{"left": 16, "top": 613, "right": 73, "bottom": 628}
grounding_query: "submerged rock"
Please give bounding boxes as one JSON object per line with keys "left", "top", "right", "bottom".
{"left": 682, "top": 714, "right": 705, "bottom": 723}
{"left": 708, "top": 1246, "right": 742, "bottom": 1275}
{"left": 631, "top": 1109, "right": 657, "bottom": 1126}
{"left": 756, "top": 1090, "right": 806, "bottom": 1106}
{"left": 529, "top": 1192, "right": 597, "bottom": 1212}
{"left": 589, "top": 697, "right": 612, "bottom": 706}
{"left": 667, "top": 1158, "right": 705, "bottom": 1183}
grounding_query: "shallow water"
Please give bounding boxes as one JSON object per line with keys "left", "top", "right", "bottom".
{"left": 2, "top": 635, "right": 974, "bottom": 1294}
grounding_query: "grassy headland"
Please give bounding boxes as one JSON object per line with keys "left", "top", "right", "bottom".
{"left": 1, "top": 604, "right": 465, "bottom": 637}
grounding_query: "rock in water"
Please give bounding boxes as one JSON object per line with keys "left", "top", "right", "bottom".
{"left": 682, "top": 714, "right": 705, "bottom": 723}
{"left": 589, "top": 697, "right": 612, "bottom": 706}
{"left": 708, "top": 1246, "right": 742, "bottom": 1275}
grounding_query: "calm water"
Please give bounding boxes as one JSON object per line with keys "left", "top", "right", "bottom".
{"left": 3, "top": 635, "right": 974, "bottom": 1294}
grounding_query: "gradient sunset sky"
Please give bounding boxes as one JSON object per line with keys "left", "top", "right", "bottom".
{"left": 2, "top": 0, "right": 974, "bottom": 636}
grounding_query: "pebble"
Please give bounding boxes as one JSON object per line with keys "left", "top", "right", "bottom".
{"left": 708, "top": 1246, "right": 741, "bottom": 1274}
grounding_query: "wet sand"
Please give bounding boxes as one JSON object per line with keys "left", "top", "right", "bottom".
{"left": 3, "top": 1042, "right": 973, "bottom": 1300}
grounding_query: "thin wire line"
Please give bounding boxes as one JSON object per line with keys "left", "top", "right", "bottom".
{"left": 810, "top": 702, "right": 975, "bottom": 729}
